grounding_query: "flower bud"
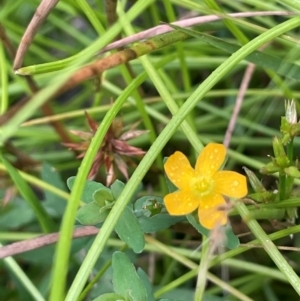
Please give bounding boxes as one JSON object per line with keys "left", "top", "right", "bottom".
{"left": 243, "top": 167, "right": 265, "bottom": 193}
{"left": 142, "top": 198, "right": 163, "bottom": 217}
{"left": 273, "top": 136, "right": 289, "bottom": 168}
{"left": 285, "top": 99, "right": 297, "bottom": 124}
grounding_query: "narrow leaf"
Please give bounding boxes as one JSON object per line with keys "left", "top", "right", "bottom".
{"left": 42, "top": 162, "right": 66, "bottom": 217}
{"left": 0, "top": 154, "right": 55, "bottom": 233}
{"left": 169, "top": 24, "right": 300, "bottom": 81}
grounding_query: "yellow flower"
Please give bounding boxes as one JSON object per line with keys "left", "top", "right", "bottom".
{"left": 164, "top": 143, "right": 248, "bottom": 229}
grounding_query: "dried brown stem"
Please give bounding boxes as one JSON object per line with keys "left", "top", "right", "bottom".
{"left": 106, "top": 0, "right": 118, "bottom": 28}
{"left": 223, "top": 44, "right": 268, "bottom": 148}
{"left": 0, "top": 24, "right": 15, "bottom": 58}
{"left": 99, "top": 11, "right": 295, "bottom": 53}
{"left": 223, "top": 63, "right": 256, "bottom": 148}
{"left": 0, "top": 226, "right": 99, "bottom": 259}
{"left": 58, "top": 48, "right": 139, "bottom": 94}
{"left": 13, "top": 0, "right": 60, "bottom": 70}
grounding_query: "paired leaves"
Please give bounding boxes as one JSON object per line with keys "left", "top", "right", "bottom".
{"left": 69, "top": 177, "right": 145, "bottom": 253}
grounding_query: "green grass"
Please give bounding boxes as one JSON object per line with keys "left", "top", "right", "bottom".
{"left": 1, "top": 1, "right": 300, "bottom": 301}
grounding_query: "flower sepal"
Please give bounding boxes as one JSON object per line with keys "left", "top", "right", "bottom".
{"left": 243, "top": 167, "right": 266, "bottom": 193}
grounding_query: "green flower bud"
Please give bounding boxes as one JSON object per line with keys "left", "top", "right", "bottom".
{"left": 273, "top": 136, "right": 285, "bottom": 158}
{"left": 243, "top": 167, "right": 265, "bottom": 193}
{"left": 273, "top": 136, "right": 289, "bottom": 168}
{"left": 142, "top": 198, "right": 164, "bottom": 217}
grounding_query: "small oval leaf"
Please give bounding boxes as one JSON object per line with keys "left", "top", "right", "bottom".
{"left": 93, "top": 188, "right": 114, "bottom": 206}
{"left": 115, "top": 207, "right": 145, "bottom": 253}
{"left": 67, "top": 177, "right": 106, "bottom": 203}
{"left": 76, "top": 201, "right": 109, "bottom": 225}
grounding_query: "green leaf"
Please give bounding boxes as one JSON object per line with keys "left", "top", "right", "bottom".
{"left": 225, "top": 225, "right": 240, "bottom": 249}
{"left": 138, "top": 213, "right": 185, "bottom": 233}
{"left": 135, "top": 196, "right": 185, "bottom": 232}
{"left": 0, "top": 154, "right": 55, "bottom": 233}
{"left": 187, "top": 214, "right": 239, "bottom": 249}
{"left": 92, "top": 293, "right": 125, "bottom": 301}
{"left": 93, "top": 187, "right": 115, "bottom": 206}
{"left": 42, "top": 162, "right": 66, "bottom": 217}
{"left": 111, "top": 180, "right": 142, "bottom": 204}
{"left": 111, "top": 180, "right": 125, "bottom": 199}
{"left": 0, "top": 197, "right": 34, "bottom": 229}
{"left": 169, "top": 24, "right": 300, "bottom": 81}
{"left": 159, "top": 299, "right": 185, "bottom": 301}
{"left": 67, "top": 176, "right": 106, "bottom": 203}
{"left": 115, "top": 207, "right": 145, "bottom": 253}
{"left": 137, "top": 269, "right": 155, "bottom": 301}
{"left": 112, "top": 252, "right": 147, "bottom": 301}
{"left": 186, "top": 213, "right": 209, "bottom": 236}
{"left": 76, "top": 201, "right": 109, "bottom": 225}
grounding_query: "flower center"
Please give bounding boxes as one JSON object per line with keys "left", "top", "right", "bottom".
{"left": 193, "top": 176, "right": 214, "bottom": 196}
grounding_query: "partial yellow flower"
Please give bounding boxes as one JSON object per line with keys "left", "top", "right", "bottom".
{"left": 164, "top": 143, "right": 248, "bottom": 229}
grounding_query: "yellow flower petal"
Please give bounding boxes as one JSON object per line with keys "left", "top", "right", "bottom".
{"left": 195, "top": 143, "right": 226, "bottom": 177}
{"left": 164, "top": 191, "right": 199, "bottom": 215}
{"left": 213, "top": 171, "right": 248, "bottom": 198}
{"left": 198, "top": 193, "right": 227, "bottom": 229}
{"left": 164, "top": 151, "right": 196, "bottom": 190}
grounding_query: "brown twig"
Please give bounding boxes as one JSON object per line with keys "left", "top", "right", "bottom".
{"left": 13, "top": 0, "right": 60, "bottom": 70}
{"left": 8, "top": 11, "right": 295, "bottom": 127}
{"left": 223, "top": 44, "right": 269, "bottom": 148}
{"left": 57, "top": 47, "right": 145, "bottom": 95}
{"left": 223, "top": 63, "right": 256, "bottom": 148}
{"left": 98, "top": 11, "right": 295, "bottom": 54}
{"left": 0, "top": 226, "right": 99, "bottom": 259}
{"left": 0, "top": 24, "right": 15, "bottom": 58}
{"left": 57, "top": 11, "right": 295, "bottom": 95}
{"left": 240, "top": 243, "right": 300, "bottom": 251}
{"left": 106, "top": 0, "right": 118, "bottom": 28}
